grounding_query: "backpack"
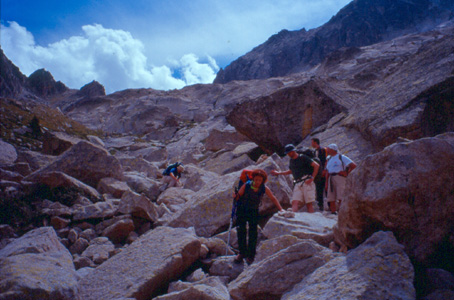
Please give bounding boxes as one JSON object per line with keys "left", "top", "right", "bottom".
{"left": 163, "top": 162, "right": 181, "bottom": 176}
{"left": 296, "top": 147, "right": 323, "bottom": 182}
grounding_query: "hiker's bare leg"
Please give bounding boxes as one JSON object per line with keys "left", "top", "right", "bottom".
{"left": 306, "top": 202, "right": 314, "bottom": 213}
{"left": 291, "top": 200, "right": 299, "bottom": 212}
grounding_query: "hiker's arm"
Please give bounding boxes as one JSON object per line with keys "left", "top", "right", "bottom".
{"left": 236, "top": 184, "right": 246, "bottom": 198}
{"left": 271, "top": 169, "right": 292, "bottom": 176}
{"left": 305, "top": 161, "right": 319, "bottom": 185}
{"left": 346, "top": 162, "right": 357, "bottom": 175}
{"left": 169, "top": 172, "right": 179, "bottom": 182}
{"left": 265, "top": 187, "right": 284, "bottom": 211}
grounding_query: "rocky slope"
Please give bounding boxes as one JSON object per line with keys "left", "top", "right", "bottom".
{"left": 1, "top": 6, "right": 454, "bottom": 300}
{"left": 215, "top": 0, "right": 454, "bottom": 83}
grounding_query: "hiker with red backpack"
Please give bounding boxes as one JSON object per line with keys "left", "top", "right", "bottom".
{"left": 271, "top": 144, "right": 320, "bottom": 213}
{"left": 233, "top": 169, "right": 284, "bottom": 265}
{"left": 325, "top": 144, "right": 357, "bottom": 214}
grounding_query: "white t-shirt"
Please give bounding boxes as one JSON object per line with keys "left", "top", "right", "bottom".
{"left": 326, "top": 154, "right": 354, "bottom": 174}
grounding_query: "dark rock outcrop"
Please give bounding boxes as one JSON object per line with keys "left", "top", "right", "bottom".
{"left": 215, "top": 0, "right": 454, "bottom": 83}
{"left": 27, "top": 68, "right": 68, "bottom": 97}
{"left": 226, "top": 80, "right": 345, "bottom": 154}
{"left": 0, "top": 48, "right": 28, "bottom": 98}
{"left": 77, "top": 80, "right": 106, "bottom": 98}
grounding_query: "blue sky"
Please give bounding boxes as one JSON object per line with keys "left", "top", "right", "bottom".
{"left": 1, "top": 0, "right": 352, "bottom": 93}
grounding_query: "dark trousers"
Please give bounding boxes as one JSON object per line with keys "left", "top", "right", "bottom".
{"left": 236, "top": 211, "right": 258, "bottom": 259}
{"left": 315, "top": 177, "right": 326, "bottom": 210}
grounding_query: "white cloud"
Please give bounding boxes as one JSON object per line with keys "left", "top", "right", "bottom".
{"left": 1, "top": 22, "right": 219, "bottom": 93}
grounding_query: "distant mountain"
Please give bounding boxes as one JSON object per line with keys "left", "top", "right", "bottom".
{"left": 214, "top": 0, "right": 454, "bottom": 83}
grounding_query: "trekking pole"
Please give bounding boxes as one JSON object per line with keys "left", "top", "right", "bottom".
{"left": 226, "top": 187, "right": 238, "bottom": 255}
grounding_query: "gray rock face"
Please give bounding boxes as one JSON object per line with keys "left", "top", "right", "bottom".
{"left": 262, "top": 212, "right": 337, "bottom": 247}
{"left": 25, "top": 141, "right": 122, "bottom": 187}
{"left": 155, "top": 276, "right": 230, "bottom": 300}
{"left": 0, "top": 139, "right": 17, "bottom": 166}
{"left": 282, "top": 231, "right": 416, "bottom": 300}
{"left": 0, "top": 227, "right": 79, "bottom": 300}
{"left": 78, "top": 226, "right": 201, "bottom": 300}
{"left": 336, "top": 133, "right": 454, "bottom": 267}
{"left": 228, "top": 239, "right": 337, "bottom": 300}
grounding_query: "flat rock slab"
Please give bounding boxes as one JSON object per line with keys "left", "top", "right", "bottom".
{"left": 282, "top": 231, "right": 416, "bottom": 300}
{"left": 262, "top": 212, "right": 337, "bottom": 247}
{"left": 78, "top": 226, "right": 201, "bottom": 300}
{"left": 228, "top": 239, "right": 337, "bottom": 300}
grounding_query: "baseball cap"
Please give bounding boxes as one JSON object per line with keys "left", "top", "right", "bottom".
{"left": 284, "top": 144, "right": 296, "bottom": 154}
{"left": 327, "top": 144, "right": 339, "bottom": 152}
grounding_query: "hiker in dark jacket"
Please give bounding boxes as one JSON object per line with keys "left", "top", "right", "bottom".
{"left": 234, "top": 169, "right": 284, "bottom": 265}
{"left": 311, "top": 138, "right": 327, "bottom": 211}
{"left": 271, "top": 144, "right": 319, "bottom": 213}
{"left": 161, "top": 163, "right": 185, "bottom": 190}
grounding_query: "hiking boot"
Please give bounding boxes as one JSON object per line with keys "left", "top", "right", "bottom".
{"left": 246, "top": 257, "right": 254, "bottom": 265}
{"left": 234, "top": 254, "right": 244, "bottom": 263}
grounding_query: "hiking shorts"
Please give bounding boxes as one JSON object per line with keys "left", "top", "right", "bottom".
{"left": 291, "top": 181, "right": 316, "bottom": 205}
{"left": 327, "top": 175, "right": 347, "bottom": 203}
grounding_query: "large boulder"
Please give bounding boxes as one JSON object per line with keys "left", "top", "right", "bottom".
{"left": 25, "top": 171, "right": 101, "bottom": 201}
{"left": 0, "top": 139, "right": 17, "bottom": 166}
{"left": 0, "top": 227, "right": 79, "bottom": 300}
{"left": 25, "top": 141, "right": 122, "bottom": 187}
{"left": 336, "top": 133, "right": 454, "bottom": 267}
{"left": 262, "top": 212, "right": 337, "bottom": 247}
{"left": 97, "top": 177, "right": 131, "bottom": 198}
{"left": 154, "top": 276, "right": 230, "bottom": 300}
{"left": 282, "top": 231, "right": 416, "bottom": 300}
{"left": 118, "top": 190, "right": 160, "bottom": 222}
{"left": 228, "top": 239, "right": 337, "bottom": 300}
{"left": 42, "top": 131, "right": 82, "bottom": 155}
{"left": 78, "top": 226, "right": 201, "bottom": 300}
{"left": 123, "top": 172, "right": 161, "bottom": 200}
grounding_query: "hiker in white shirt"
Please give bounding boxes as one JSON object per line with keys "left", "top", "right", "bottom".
{"left": 325, "top": 144, "right": 357, "bottom": 214}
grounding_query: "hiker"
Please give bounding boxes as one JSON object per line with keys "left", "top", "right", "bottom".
{"left": 161, "top": 162, "right": 184, "bottom": 190}
{"left": 271, "top": 144, "right": 319, "bottom": 213}
{"left": 311, "top": 138, "right": 327, "bottom": 210}
{"left": 233, "top": 169, "right": 284, "bottom": 265}
{"left": 325, "top": 144, "right": 357, "bottom": 214}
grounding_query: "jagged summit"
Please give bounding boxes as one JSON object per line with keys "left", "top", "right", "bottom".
{"left": 214, "top": 0, "right": 454, "bottom": 83}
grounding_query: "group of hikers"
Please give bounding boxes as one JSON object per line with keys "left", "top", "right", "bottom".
{"left": 160, "top": 138, "right": 356, "bottom": 265}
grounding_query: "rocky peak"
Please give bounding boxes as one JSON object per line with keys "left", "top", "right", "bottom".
{"left": 27, "top": 68, "right": 68, "bottom": 98}
{"left": 214, "top": 0, "right": 454, "bottom": 83}
{"left": 0, "top": 48, "right": 28, "bottom": 98}
{"left": 77, "top": 80, "right": 106, "bottom": 98}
